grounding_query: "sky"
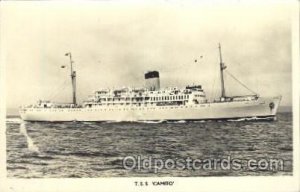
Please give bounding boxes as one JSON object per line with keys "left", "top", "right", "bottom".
{"left": 1, "top": 1, "right": 293, "bottom": 111}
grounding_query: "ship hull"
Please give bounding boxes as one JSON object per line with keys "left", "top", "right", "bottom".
{"left": 19, "top": 96, "right": 281, "bottom": 122}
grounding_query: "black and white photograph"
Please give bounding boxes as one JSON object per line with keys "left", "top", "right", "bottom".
{"left": 0, "top": 0, "right": 299, "bottom": 192}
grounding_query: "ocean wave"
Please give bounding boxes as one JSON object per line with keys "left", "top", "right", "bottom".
{"left": 21, "top": 153, "right": 55, "bottom": 160}
{"left": 6, "top": 112, "right": 293, "bottom": 178}
{"left": 7, "top": 165, "right": 27, "bottom": 170}
{"left": 6, "top": 117, "right": 22, "bottom": 124}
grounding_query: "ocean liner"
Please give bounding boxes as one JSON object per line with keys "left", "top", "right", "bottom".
{"left": 19, "top": 44, "right": 281, "bottom": 122}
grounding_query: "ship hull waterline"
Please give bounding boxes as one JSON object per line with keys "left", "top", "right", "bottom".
{"left": 19, "top": 96, "right": 281, "bottom": 122}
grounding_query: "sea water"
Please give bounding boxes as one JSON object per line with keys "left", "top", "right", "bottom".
{"left": 6, "top": 113, "right": 293, "bottom": 178}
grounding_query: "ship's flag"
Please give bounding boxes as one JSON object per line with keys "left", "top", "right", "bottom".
{"left": 65, "top": 53, "right": 70, "bottom": 56}
{"left": 61, "top": 65, "right": 66, "bottom": 68}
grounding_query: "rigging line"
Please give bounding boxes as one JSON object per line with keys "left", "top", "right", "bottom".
{"left": 48, "top": 79, "right": 68, "bottom": 99}
{"left": 77, "top": 87, "right": 86, "bottom": 103}
{"left": 225, "top": 70, "right": 257, "bottom": 95}
{"left": 47, "top": 84, "right": 61, "bottom": 101}
{"left": 48, "top": 82, "right": 65, "bottom": 101}
{"left": 54, "top": 81, "right": 71, "bottom": 102}
{"left": 49, "top": 79, "right": 70, "bottom": 101}
{"left": 224, "top": 73, "right": 232, "bottom": 96}
{"left": 210, "top": 72, "right": 216, "bottom": 101}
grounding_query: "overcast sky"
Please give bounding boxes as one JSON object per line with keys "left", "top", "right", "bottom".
{"left": 2, "top": 1, "right": 292, "bottom": 109}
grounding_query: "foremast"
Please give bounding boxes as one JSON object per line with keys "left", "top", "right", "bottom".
{"left": 65, "top": 52, "right": 77, "bottom": 106}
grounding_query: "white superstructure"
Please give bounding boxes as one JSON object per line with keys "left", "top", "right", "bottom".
{"left": 19, "top": 44, "right": 282, "bottom": 122}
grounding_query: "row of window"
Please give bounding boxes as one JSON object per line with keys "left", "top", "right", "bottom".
{"left": 28, "top": 104, "right": 213, "bottom": 112}
{"left": 96, "top": 95, "right": 191, "bottom": 102}
{"left": 97, "top": 90, "right": 179, "bottom": 95}
{"left": 150, "top": 95, "right": 190, "bottom": 101}
{"left": 86, "top": 101, "right": 187, "bottom": 106}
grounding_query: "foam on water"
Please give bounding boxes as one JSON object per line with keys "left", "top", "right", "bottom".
{"left": 19, "top": 122, "right": 40, "bottom": 153}
{"left": 167, "top": 120, "right": 186, "bottom": 124}
{"left": 6, "top": 117, "right": 22, "bottom": 123}
{"left": 93, "top": 117, "right": 273, "bottom": 124}
{"left": 227, "top": 116, "right": 274, "bottom": 122}
{"left": 137, "top": 120, "right": 166, "bottom": 124}
{"left": 191, "top": 120, "right": 206, "bottom": 123}
{"left": 228, "top": 118, "right": 246, "bottom": 122}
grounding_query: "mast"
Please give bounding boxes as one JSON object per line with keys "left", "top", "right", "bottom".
{"left": 65, "top": 52, "right": 76, "bottom": 105}
{"left": 218, "top": 43, "right": 226, "bottom": 99}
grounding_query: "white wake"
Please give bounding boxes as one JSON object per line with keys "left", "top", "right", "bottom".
{"left": 19, "top": 122, "right": 40, "bottom": 153}
{"left": 6, "top": 117, "right": 22, "bottom": 123}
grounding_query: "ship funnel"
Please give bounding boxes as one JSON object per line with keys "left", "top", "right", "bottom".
{"left": 145, "top": 71, "right": 160, "bottom": 91}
